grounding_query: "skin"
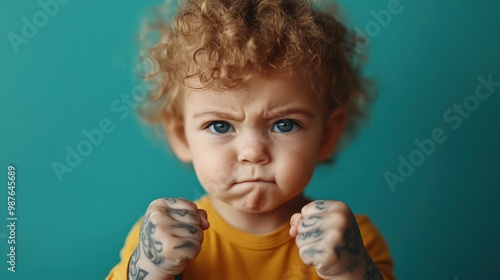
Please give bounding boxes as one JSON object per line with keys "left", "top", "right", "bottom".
{"left": 129, "top": 73, "right": 382, "bottom": 279}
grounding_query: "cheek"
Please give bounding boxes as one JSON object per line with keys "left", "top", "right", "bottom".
{"left": 191, "top": 148, "right": 233, "bottom": 188}
{"left": 274, "top": 146, "right": 317, "bottom": 189}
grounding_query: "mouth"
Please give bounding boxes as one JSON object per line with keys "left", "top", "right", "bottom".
{"left": 232, "top": 179, "right": 275, "bottom": 188}
{"left": 237, "top": 179, "right": 274, "bottom": 184}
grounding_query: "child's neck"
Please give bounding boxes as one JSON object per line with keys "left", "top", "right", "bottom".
{"left": 209, "top": 194, "right": 310, "bottom": 235}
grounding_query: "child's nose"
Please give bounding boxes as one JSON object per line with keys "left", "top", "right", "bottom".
{"left": 237, "top": 135, "right": 270, "bottom": 165}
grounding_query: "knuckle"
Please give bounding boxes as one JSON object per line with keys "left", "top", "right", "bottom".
{"left": 331, "top": 212, "right": 350, "bottom": 229}
{"left": 325, "top": 229, "right": 344, "bottom": 244}
{"left": 302, "top": 200, "right": 329, "bottom": 215}
{"left": 177, "top": 198, "right": 198, "bottom": 208}
{"left": 148, "top": 208, "right": 168, "bottom": 221}
{"left": 164, "top": 197, "right": 179, "bottom": 205}
{"left": 148, "top": 198, "right": 168, "bottom": 210}
{"left": 333, "top": 200, "right": 350, "bottom": 213}
{"left": 298, "top": 245, "right": 317, "bottom": 266}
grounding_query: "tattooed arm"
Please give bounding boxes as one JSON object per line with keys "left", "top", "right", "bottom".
{"left": 289, "top": 200, "right": 384, "bottom": 280}
{"left": 128, "top": 198, "right": 210, "bottom": 280}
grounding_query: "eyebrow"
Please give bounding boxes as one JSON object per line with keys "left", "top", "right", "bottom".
{"left": 193, "top": 111, "right": 243, "bottom": 120}
{"left": 267, "top": 108, "right": 315, "bottom": 120}
{"left": 192, "top": 108, "right": 314, "bottom": 121}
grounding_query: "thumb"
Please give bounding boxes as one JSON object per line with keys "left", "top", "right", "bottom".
{"left": 197, "top": 209, "right": 210, "bottom": 230}
{"left": 289, "top": 213, "right": 303, "bottom": 237}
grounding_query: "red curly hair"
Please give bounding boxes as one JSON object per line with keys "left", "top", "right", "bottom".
{"left": 139, "top": 0, "right": 372, "bottom": 142}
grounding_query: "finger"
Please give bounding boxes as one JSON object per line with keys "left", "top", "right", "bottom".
{"left": 298, "top": 243, "right": 328, "bottom": 267}
{"left": 163, "top": 198, "right": 198, "bottom": 211}
{"left": 300, "top": 200, "right": 349, "bottom": 217}
{"left": 289, "top": 213, "right": 303, "bottom": 237}
{"left": 169, "top": 223, "right": 204, "bottom": 241}
{"left": 295, "top": 226, "right": 326, "bottom": 248}
{"left": 197, "top": 209, "right": 210, "bottom": 230}
{"left": 165, "top": 208, "right": 203, "bottom": 225}
{"left": 161, "top": 238, "right": 203, "bottom": 275}
{"left": 147, "top": 198, "right": 202, "bottom": 225}
{"left": 147, "top": 198, "right": 197, "bottom": 212}
{"left": 297, "top": 214, "right": 324, "bottom": 233}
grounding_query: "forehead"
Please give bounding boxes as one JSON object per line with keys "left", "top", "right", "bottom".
{"left": 182, "top": 74, "right": 324, "bottom": 114}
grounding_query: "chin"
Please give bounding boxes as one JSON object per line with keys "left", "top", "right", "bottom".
{"left": 238, "top": 201, "right": 264, "bottom": 212}
{"left": 237, "top": 199, "right": 281, "bottom": 214}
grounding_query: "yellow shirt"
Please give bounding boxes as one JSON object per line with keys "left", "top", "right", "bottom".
{"left": 107, "top": 196, "right": 395, "bottom": 279}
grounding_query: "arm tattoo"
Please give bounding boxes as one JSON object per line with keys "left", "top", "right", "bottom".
{"left": 140, "top": 215, "right": 165, "bottom": 266}
{"left": 128, "top": 247, "right": 149, "bottom": 280}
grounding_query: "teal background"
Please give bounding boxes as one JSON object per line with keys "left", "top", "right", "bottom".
{"left": 1, "top": 0, "right": 499, "bottom": 279}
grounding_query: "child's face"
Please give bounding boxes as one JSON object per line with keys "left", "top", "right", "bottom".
{"left": 169, "top": 74, "right": 343, "bottom": 213}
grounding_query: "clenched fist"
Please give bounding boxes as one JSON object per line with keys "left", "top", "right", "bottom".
{"left": 289, "top": 200, "right": 382, "bottom": 280}
{"left": 128, "top": 198, "right": 210, "bottom": 280}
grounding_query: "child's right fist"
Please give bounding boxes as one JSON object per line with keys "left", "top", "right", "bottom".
{"left": 128, "top": 198, "right": 210, "bottom": 280}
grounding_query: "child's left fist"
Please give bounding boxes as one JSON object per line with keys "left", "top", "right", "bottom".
{"left": 289, "top": 200, "right": 381, "bottom": 280}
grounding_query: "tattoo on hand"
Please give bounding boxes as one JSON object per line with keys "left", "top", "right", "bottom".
{"left": 301, "top": 215, "right": 321, "bottom": 228}
{"left": 334, "top": 218, "right": 362, "bottom": 272}
{"left": 167, "top": 208, "right": 188, "bottom": 217}
{"left": 172, "top": 223, "right": 198, "bottom": 234}
{"left": 331, "top": 217, "right": 383, "bottom": 278}
{"left": 129, "top": 247, "right": 149, "bottom": 280}
{"left": 334, "top": 226, "right": 361, "bottom": 259}
{"left": 298, "top": 228, "right": 323, "bottom": 240}
{"left": 136, "top": 269, "right": 149, "bottom": 280}
{"left": 315, "top": 201, "right": 326, "bottom": 211}
{"left": 303, "top": 247, "right": 325, "bottom": 260}
{"left": 363, "top": 249, "right": 383, "bottom": 280}
{"left": 140, "top": 214, "right": 165, "bottom": 266}
{"left": 165, "top": 198, "right": 177, "bottom": 204}
{"left": 174, "top": 241, "right": 195, "bottom": 249}
{"left": 129, "top": 247, "right": 140, "bottom": 278}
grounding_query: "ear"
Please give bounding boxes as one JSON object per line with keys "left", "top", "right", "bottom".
{"left": 162, "top": 118, "right": 193, "bottom": 162}
{"left": 317, "top": 108, "right": 346, "bottom": 161}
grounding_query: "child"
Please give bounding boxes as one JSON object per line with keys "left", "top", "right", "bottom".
{"left": 107, "top": 0, "right": 395, "bottom": 279}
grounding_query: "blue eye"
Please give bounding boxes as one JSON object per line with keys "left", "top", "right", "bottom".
{"left": 208, "top": 121, "right": 234, "bottom": 134}
{"left": 272, "top": 119, "right": 298, "bottom": 133}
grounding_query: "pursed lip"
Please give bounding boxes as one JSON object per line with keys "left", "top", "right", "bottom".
{"left": 235, "top": 179, "right": 274, "bottom": 184}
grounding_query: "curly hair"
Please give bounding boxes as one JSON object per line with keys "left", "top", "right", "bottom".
{"left": 138, "top": 0, "right": 372, "bottom": 143}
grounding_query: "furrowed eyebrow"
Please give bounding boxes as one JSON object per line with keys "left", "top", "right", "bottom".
{"left": 192, "top": 108, "right": 314, "bottom": 121}
{"left": 267, "top": 108, "right": 315, "bottom": 120}
{"left": 192, "top": 111, "right": 242, "bottom": 121}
